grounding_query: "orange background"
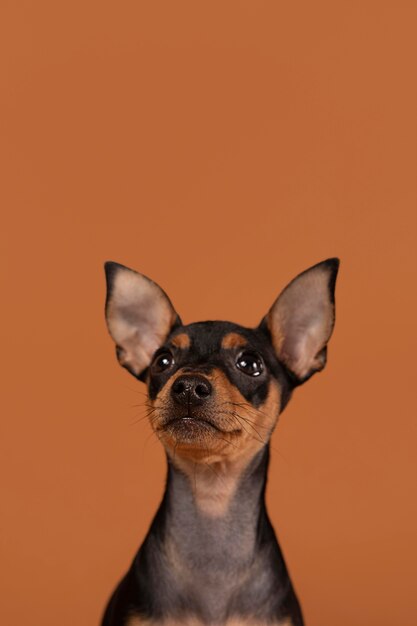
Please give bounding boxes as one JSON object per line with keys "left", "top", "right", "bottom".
{"left": 1, "top": 2, "right": 416, "bottom": 625}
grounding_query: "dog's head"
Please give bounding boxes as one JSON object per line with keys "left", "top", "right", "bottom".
{"left": 104, "top": 260, "right": 339, "bottom": 465}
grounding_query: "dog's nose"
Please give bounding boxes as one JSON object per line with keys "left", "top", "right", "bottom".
{"left": 171, "top": 375, "right": 212, "bottom": 406}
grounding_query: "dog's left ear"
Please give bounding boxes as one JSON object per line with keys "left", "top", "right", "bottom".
{"left": 260, "top": 258, "right": 339, "bottom": 383}
{"left": 104, "top": 262, "right": 181, "bottom": 380}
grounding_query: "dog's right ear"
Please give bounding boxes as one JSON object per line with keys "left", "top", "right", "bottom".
{"left": 104, "top": 262, "right": 181, "bottom": 380}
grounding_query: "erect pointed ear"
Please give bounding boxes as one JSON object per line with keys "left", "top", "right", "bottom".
{"left": 104, "top": 262, "right": 181, "bottom": 380}
{"left": 260, "top": 259, "right": 339, "bottom": 383}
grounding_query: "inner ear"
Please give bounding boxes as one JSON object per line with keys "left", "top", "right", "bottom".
{"left": 104, "top": 262, "right": 181, "bottom": 379}
{"left": 260, "top": 258, "right": 339, "bottom": 383}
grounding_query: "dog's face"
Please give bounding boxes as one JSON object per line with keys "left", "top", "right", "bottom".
{"left": 105, "top": 260, "right": 338, "bottom": 464}
{"left": 143, "top": 320, "right": 288, "bottom": 464}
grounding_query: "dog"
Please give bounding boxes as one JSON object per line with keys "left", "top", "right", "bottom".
{"left": 101, "top": 258, "right": 339, "bottom": 626}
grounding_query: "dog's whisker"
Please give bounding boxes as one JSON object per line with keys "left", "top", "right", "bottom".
{"left": 230, "top": 411, "right": 268, "bottom": 446}
{"left": 219, "top": 409, "right": 271, "bottom": 432}
{"left": 227, "top": 400, "right": 271, "bottom": 419}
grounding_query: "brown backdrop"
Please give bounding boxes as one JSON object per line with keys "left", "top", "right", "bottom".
{"left": 1, "top": 2, "right": 416, "bottom": 625}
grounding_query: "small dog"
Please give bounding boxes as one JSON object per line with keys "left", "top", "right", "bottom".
{"left": 102, "top": 258, "right": 339, "bottom": 626}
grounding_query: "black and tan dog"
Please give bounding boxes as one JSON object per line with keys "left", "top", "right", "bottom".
{"left": 102, "top": 258, "right": 339, "bottom": 626}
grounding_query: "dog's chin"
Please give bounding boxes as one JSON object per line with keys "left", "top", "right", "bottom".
{"left": 156, "top": 415, "right": 241, "bottom": 449}
{"left": 163, "top": 416, "right": 219, "bottom": 439}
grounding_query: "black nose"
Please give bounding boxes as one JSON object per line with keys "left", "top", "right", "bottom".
{"left": 171, "top": 375, "right": 212, "bottom": 406}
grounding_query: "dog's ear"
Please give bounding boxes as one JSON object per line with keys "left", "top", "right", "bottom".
{"left": 104, "top": 262, "right": 181, "bottom": 380}
{"left": 260, "top": 259, "right": 339, "bottom": 383}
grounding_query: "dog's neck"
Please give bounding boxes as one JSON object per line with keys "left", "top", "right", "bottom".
{"left": 133, "top": 444, "right": 300, "bottom": 624}
{"left": 163, "top": 446, "right": 269, "bottom": 568}
{"left": 138, "top": 446, "right": 282, "bottom": 621}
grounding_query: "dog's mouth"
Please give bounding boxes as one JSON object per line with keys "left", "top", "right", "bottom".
{"left": 157, "top": 412, "right": 241, "bottom": 442}
{"left": 164, "top": 415, "right": 222, "bottom": 431}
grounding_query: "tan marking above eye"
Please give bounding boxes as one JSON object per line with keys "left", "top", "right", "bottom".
{"left": 170, "top": 333, "right": 191, "bottom": 349}
{"left": 221, "top": 332, "right": 248, "bottom": 350}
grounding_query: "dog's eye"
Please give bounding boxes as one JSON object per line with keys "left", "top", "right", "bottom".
{"left": 236, "top": 351, "right": 264, "bottom": 377}
{"left": 151, "top": 351, "right": 174, "bottom": 374}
